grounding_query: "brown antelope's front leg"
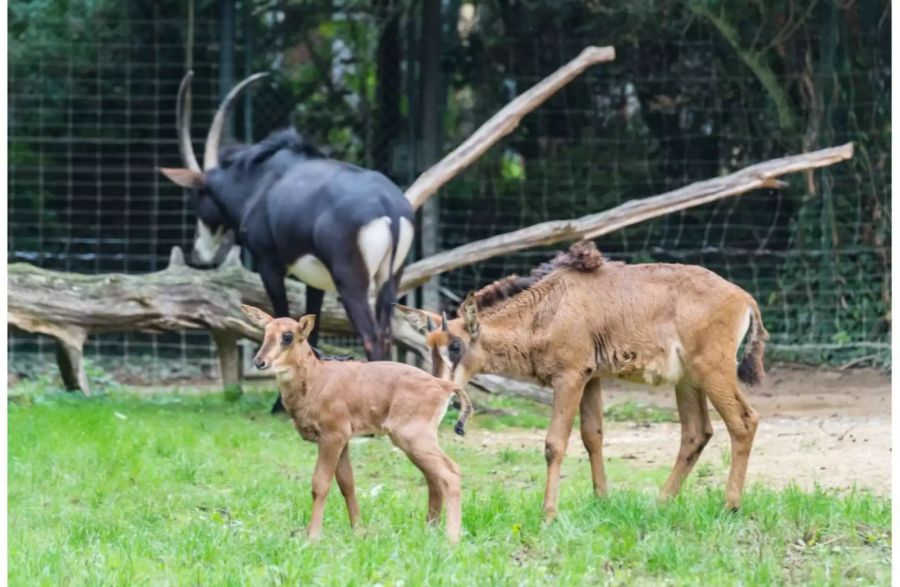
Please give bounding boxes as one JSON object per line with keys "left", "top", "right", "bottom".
{"left": 543, "top": 373, "right": 588, "bottom": 522}
{"left": 579, "top": 378, "right": 607, "bottom": 497}
{"left": 307, "top": 434, "right": 348, "bottom": 540}
{"left": 335, "top": 444, "right": 361, "bottom": 528}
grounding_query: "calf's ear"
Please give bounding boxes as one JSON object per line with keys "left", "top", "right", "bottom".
{"left": 296, "top": 314, "right": 317, "bottom": 339}
{"left": 461, "top": 294, "right": 480, "bottom": 341}
{"left": 394, "top": 304, "right": 443, "bottom": 332}
{"left": 241, "top": 304, "right": 274, "bottom": 327}
{"left": 160, "top": 167, "right": 205, "bottom": 189}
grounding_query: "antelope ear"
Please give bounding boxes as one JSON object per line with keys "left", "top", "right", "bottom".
{"left": 160, "top": 167, "right": 205, "bottom": 189}
{"left": 394, "top": 304, "right": 443, "bottom": 333}
{"left": 296, "top": 314, "right": 317, "bottom": 339}
{"left": 461, "top": 294, "right": 480, "bottom": 340}
{"left": 241, "top": 304, "right": 273, "bottom": 327}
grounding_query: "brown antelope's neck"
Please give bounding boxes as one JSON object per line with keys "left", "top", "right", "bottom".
{"left": 275, "top": 341, "right": 321, "bottom": 405}
{"left": 476, "top": 320, "right": 536, "bottom": 380}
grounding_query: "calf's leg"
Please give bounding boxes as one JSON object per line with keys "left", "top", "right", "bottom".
{"left": 543, "top": 373, "right": 588, "bottom": 522}
{"left": 579, "top": 378, "right": 607, "bottom": 497}
{"left": 701, "top": 370, "right": 759, "bottom": 510}
{"left": 308, "top": 435, "right": 348, "bottom": 540}
{"left": 335, "top": 444, "right": 361, "bottom": 528}
{"left": 391, "top": 426, "right": 462, "bottom": 543}
{"left": 425, "top": 476, "right": 442, "bottom": 525}
{"left": 659, "top": 382, "right": 713, "bottom": 500}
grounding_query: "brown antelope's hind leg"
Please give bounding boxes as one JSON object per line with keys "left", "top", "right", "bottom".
{"left": 425, "top": 476, "right": 442, "bottom": 525}
{"left": 659, "top": 383, "right": 713, "bottom": 501}
{"left": 391, "top": 426, "right": 462, "bottom": 543}
{"left": 579, "top": 379, "right": 607, "bottom": 497}
{"left": 702, "top": 372, "right": 759, "bottom": 511}
{"left": 543, "top": 374, "right": 588, "bottom": 522}
{"left": 307, "top": 434, "right": 349, "bottom": 540}
{"left": 335, "top": 444, "right": 361, "bottom": 528}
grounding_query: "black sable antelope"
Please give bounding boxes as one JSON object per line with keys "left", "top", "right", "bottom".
{"left": 160, "top": 72, "right": 414, "bottom": 412}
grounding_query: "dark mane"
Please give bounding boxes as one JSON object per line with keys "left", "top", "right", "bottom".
{"left": 469, "top": 240, "right": 605, "bottom": 312}
{"left": 220, "top": 128, "right": 322, "bottom": 169}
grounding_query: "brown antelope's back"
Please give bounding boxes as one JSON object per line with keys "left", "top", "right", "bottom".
{"left": 311, "top": 360, "right": 461, "bottom": 433}
{"left": 505, "top": 253, "right": 768, "bottom": 387}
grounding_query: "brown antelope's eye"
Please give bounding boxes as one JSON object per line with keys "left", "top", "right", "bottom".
{"left": 281, "top": 332, "right": 294, "bottom": 346}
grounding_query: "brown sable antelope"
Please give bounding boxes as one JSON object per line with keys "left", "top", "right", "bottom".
{"left": 241, "top": 305, "right": 472, "bottom": 543}
{"left": 397, "top": 240, "right": 768, "bottom": 520}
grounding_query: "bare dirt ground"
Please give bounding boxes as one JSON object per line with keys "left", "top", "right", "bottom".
{"left": 470, "top": 365, "right": 892, "bottom": 495}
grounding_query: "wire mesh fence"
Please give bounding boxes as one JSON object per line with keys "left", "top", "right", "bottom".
{"left": 8, "top": 1, "right": 890, "bottom": 382}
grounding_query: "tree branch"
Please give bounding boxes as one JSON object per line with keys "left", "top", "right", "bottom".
{"left": 399, "top": 143, "right": 854, "bottom": 291}
{"left": 404, "top": 45, "right": 616, "bottom": 210}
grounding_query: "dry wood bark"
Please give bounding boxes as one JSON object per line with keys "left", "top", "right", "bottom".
{"left": 7, "top": 247, "right": 351, "bottom": 394}
{"left": 399, "top": 143, "right": 854, "bottom": 290}
{"left": 404, "top": 46, "right": 616, "bottom": 210}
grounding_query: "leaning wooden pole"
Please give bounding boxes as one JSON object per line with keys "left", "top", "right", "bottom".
{"left": 404, "top": 45, "right": 616, "bottom": 210}
{"left": 399, "top": 143, "right": 854, "bottom": 291}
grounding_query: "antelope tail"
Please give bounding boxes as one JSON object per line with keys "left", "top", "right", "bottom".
{"left": 737, "top": 302, "right": 769, "bottom": 386}
{"left": 453, "top": 386, "right": 474, "bottom": 436}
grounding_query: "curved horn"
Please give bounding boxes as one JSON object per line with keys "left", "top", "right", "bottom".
{"left": 442, "top": 312, "right": 449, "bottom": 332}
{"left": 203, "top": 72, "right": 270, "bottom": 171}
{"left": 176, "top": 71, "right": 201, "bottom": 173}
{"left": 426, "top": 315, "right": 435, "bottom": 332}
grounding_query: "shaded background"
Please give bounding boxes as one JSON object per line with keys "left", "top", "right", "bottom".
{"left": 8, "top": 0, "right": 891, "bottom": 381}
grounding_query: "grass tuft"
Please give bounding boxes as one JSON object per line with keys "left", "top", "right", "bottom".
{"left": 8, "top": 384, "right": 890, "bottom": 585}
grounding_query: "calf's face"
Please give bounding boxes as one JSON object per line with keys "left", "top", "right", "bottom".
{"left": 241, "top": 305, "right": 316, "bottom": 371}
{"left": 396, "top": 295, "right": 485, "bottom": 387}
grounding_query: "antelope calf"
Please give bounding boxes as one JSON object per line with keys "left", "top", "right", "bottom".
{"left": 241, "top": 305, "right": 472, "bottom": 543}
{"left": 398, "top": 240, "right": 768, "bottom": 520}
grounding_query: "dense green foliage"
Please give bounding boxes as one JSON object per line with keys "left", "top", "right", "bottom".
{"left": 8, "top": 384, "right": 891, "bottom": 585}
{"left": 8, "top": 0, "right": 890, "bottom": 366}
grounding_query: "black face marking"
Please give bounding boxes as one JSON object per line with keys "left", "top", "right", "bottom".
{"left": 281, "top": 332, "right": 294, "bottom": 347}
{"left": 194, "top": 189, "right": 228, "bottom": 232}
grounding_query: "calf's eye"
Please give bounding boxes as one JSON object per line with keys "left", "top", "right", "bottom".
{"left": 448, "top": 339, "right": 462, "bottom": 354}
{"left": 281, "top": 332, "right": 294, "bottom": 346}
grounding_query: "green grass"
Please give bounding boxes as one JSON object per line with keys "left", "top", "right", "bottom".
{"left": 8, "top": 382, "right": 891, "bottom": 586}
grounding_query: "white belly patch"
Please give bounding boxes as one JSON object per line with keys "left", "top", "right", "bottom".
{"left": 288, "top": 254, "right": 337, "bottom": 291}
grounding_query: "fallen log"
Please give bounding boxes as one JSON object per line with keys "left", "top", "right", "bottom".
{"left": 400, "top": 143, "right": 854, "bottom": 290}
{"left": 404, "top": 45, "right": 616, "bottom": 210}
{"left": 7, "top": 247, "right": 346, "bottom": 394}
{"left": 9, "top": 243, "right": 553, "bottom": 404}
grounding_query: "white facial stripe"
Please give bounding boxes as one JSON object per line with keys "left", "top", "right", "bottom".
{"left": 193, "top": 220, "right": 225, "bottom": 263}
